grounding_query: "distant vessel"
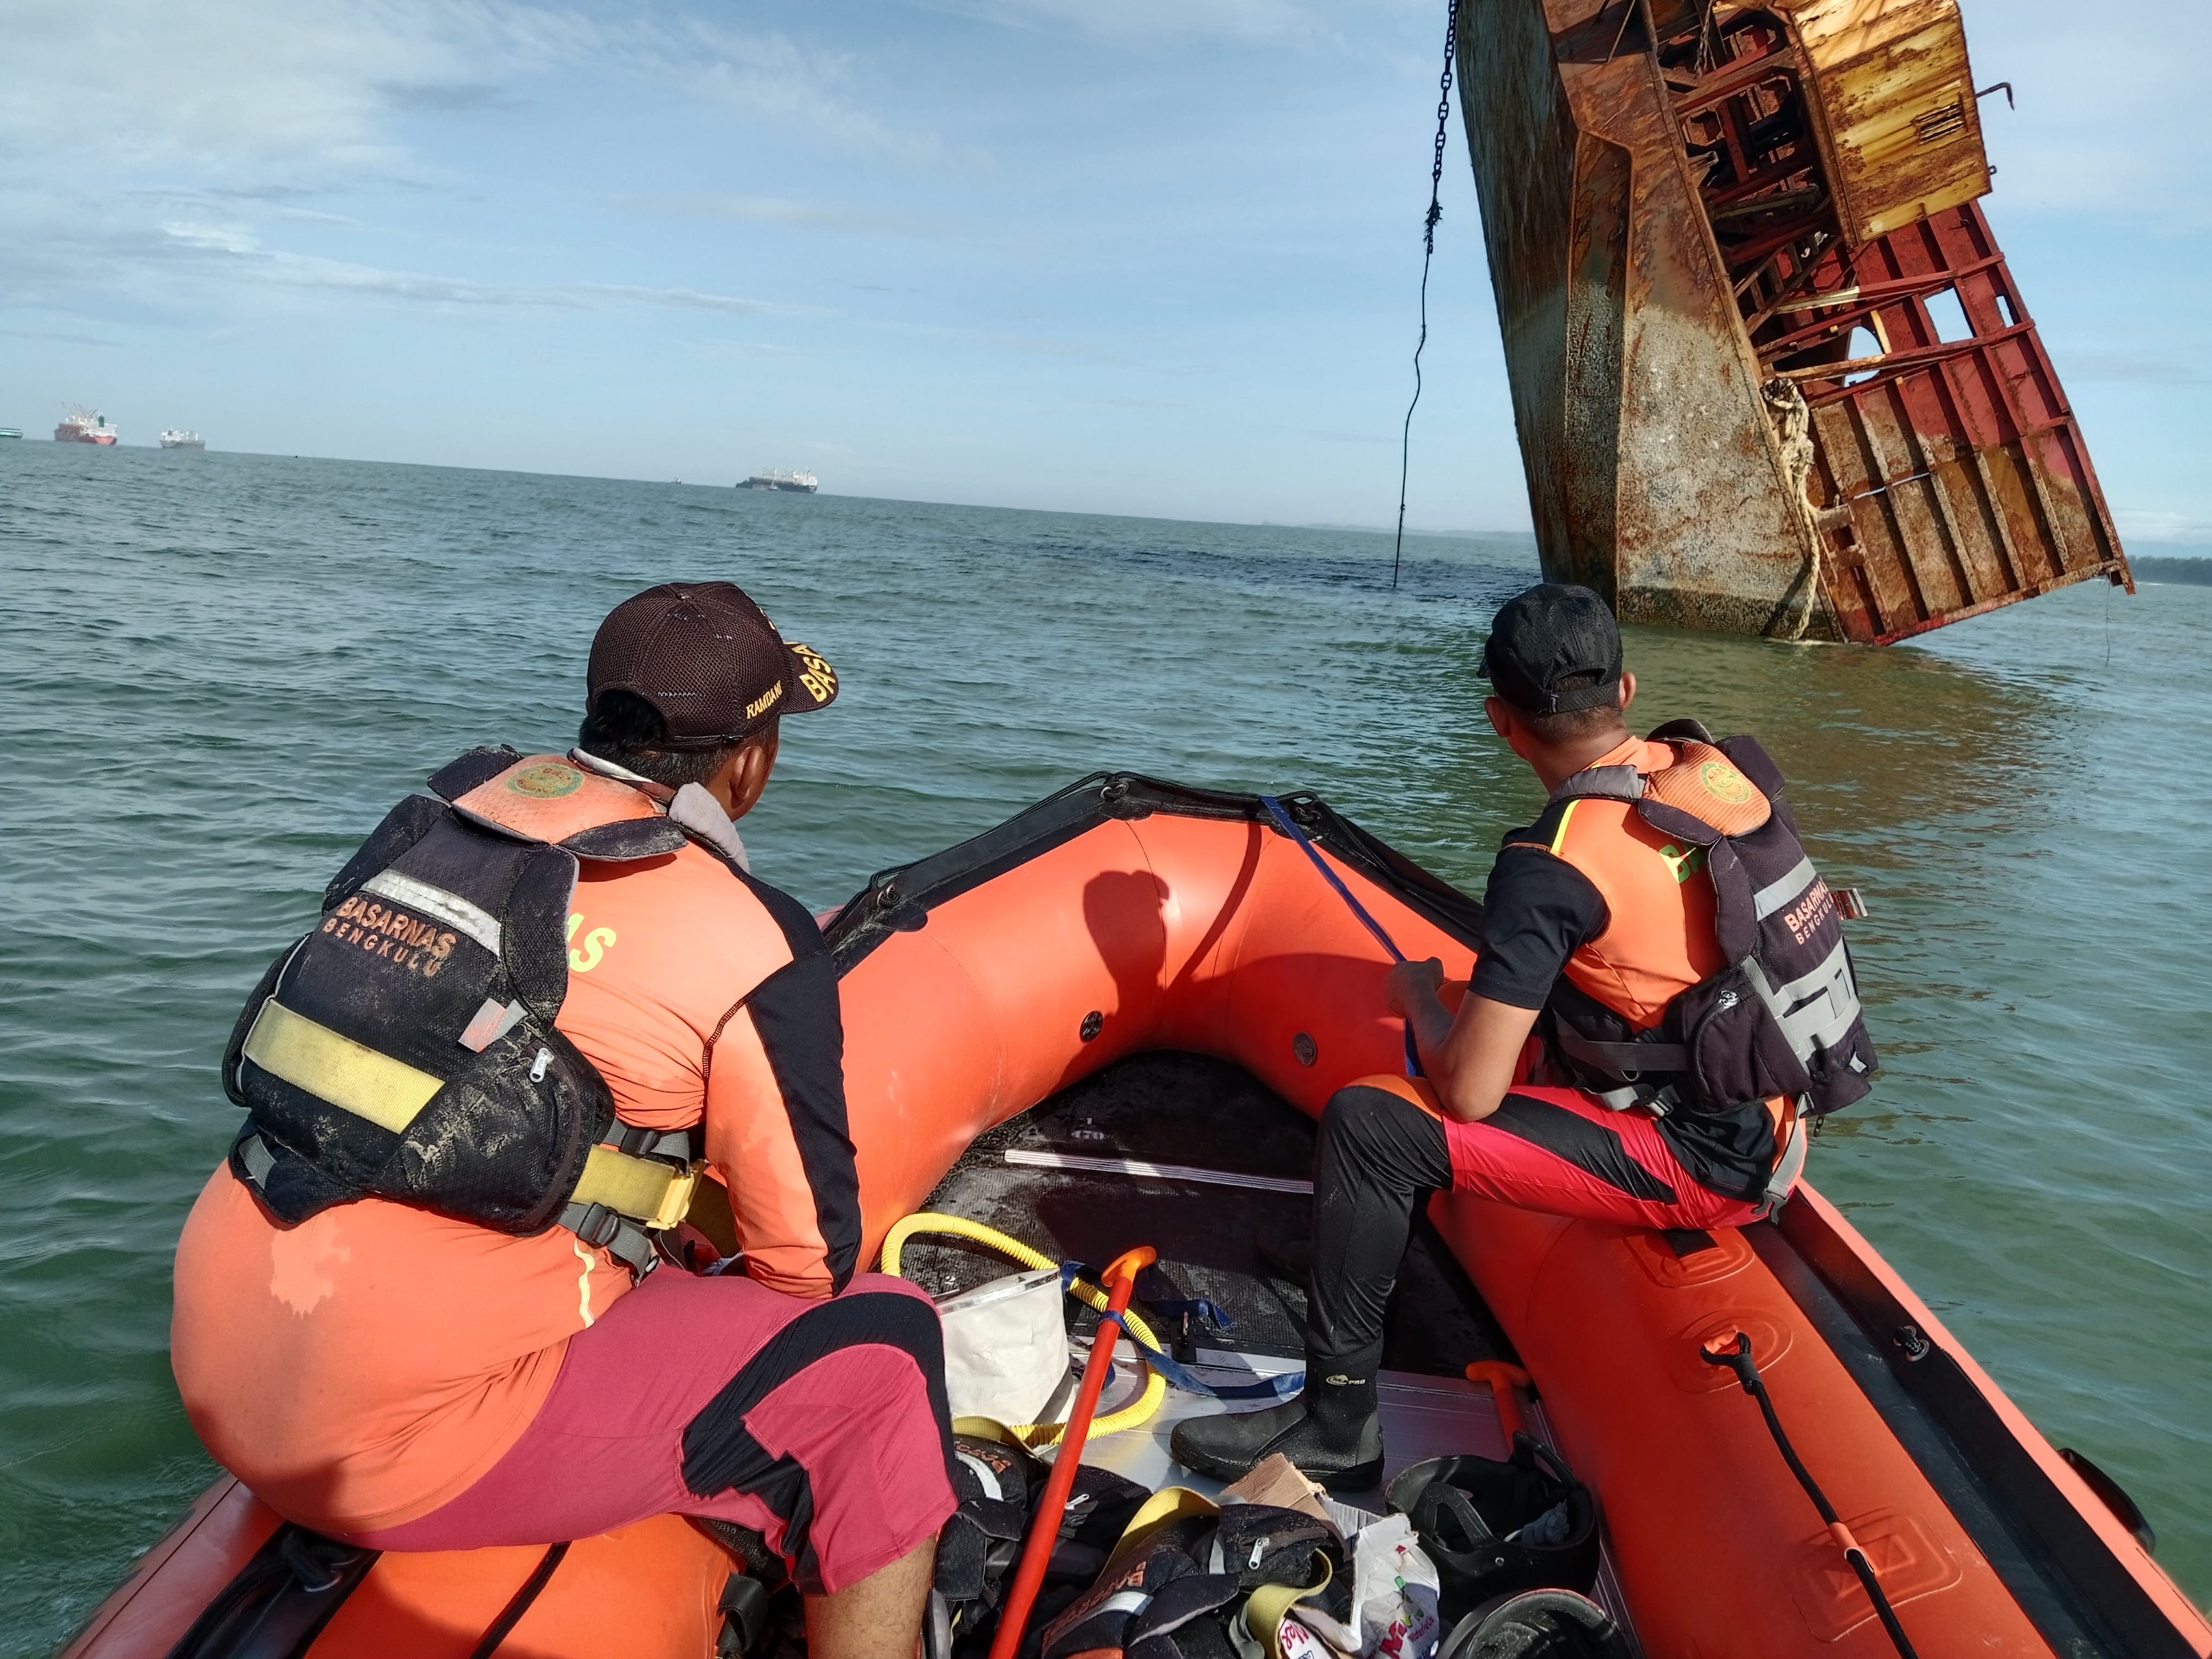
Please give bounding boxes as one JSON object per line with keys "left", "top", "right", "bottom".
{"left": 160, "top": 430, "right": 207, "bottom": 451}
{"left": 742, "top": 468, "right": 818, "bottom": 493}
{"left": 55, "top": 408, "right": 118, "bottom": 445}
{"left": 0, "top": 428, "right": 22, "bottom": 440}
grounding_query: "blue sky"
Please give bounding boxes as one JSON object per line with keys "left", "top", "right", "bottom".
{"left": 2, "top": 0, "right": 2205, "bottom": 538}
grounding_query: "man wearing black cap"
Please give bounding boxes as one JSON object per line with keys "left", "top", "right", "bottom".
{"left": 1172, "top": 583, "right": 1873, "bottom": 1489}
{"left": 175, "top": 582, "right": 953, "bottom": 1658}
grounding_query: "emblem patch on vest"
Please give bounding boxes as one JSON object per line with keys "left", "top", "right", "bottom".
{"left": 1698, "top": 761, "right": 1752, "bottom": 805}
{"left": 509, "top": 762, "right": 583, "bottom": 799}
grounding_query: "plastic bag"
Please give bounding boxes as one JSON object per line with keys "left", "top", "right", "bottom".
{"left": 1283, "top": 1515, "right": 1439, "bottom": 1659}
{"left": 937, "top": 1266, "right": 1069, "bottom": 1425}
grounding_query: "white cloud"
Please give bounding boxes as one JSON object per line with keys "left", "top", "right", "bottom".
{"left": 2115, "top": 510, "right": 2212, "bottom": 545}
{"left": 147, "top": 226, "right": 816, "bottom": 316}
{"left": 0, "top": 0, "right": 940, "bottom": 329}
{"left": 0, "top": 198, "right": 817, "bottom": 324}
{"left": 621, "top": 194, "right": 937, "bottom": 236}
{"left": 921, "top": 0, "right": 1335, "bottom": 44}
{"left": 0, "top": 1, "right": 937, "bottom": 182}
{"left": 0, "top": 0, "right": 462, "bottom": 182}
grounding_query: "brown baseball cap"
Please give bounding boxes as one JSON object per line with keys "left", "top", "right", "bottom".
{"left": 587, "top": 581, "right": 838, "bottom": 748}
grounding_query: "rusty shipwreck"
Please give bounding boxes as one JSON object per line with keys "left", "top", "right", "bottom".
{"left": 1455, "top": 0, "right": 2133, "bottom": 642}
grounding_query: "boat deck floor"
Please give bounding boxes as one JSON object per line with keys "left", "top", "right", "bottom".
{"left": 904, "top": 1051, "right": 1516, "bottom": 1500}
{"left": 905, "top": 1053, "right": 1645, "bottom": 1647}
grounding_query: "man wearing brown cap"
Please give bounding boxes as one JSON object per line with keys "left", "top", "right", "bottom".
{"left": 173, "top": 582, "right": 952, "bottom": 1656}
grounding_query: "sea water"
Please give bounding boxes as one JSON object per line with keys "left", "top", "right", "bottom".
{"left": 2, "top": 442, "right": 2205, "bottom": 1647}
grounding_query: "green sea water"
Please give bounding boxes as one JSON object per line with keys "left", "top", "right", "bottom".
{"left": 2, "top": 442, "right": 2206, "bottom": 1650}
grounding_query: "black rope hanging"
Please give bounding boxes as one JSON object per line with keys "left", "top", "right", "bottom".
{"left": 1392, "top": 3, "right": 1459, "bottom": 591}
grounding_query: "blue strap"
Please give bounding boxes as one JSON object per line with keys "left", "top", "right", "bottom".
{"left": 1146, "top": 1344, "right": 1303, "bottom": 1402}
{"left": 1068, "top": 1270, "right": 1304, "bottom": 1402}
{"left": 1147, "top": 1295, "right": 1234, "bottom": 1333}
{"left": 1135, "top": 1262, "right": 1235, "bottom": 1335}
{"left": 1258, "top": 795, "right": 1425, "bottom": 1078}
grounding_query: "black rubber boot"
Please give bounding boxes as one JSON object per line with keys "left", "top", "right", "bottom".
{"left": 1168, "top": 1349, "right": 1384, "bottom": 1492}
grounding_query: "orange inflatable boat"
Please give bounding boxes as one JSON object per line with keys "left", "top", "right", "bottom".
{"left": 62, "top": 774, "right": 2210, "bottom": 1659}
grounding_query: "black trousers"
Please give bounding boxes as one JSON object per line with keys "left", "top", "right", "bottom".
{"left": 1304, "top": 1084, "right": 1452, "bottom": 1368}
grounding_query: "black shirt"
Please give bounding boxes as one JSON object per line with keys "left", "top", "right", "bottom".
{"left": 1469, "top": 826, "right": 1778, "bottom": 1203}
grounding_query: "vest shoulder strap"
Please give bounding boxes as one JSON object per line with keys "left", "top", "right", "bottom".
{"left": 448, "top": 754, "right": 687, "bottom": 860}
{"left": 1547, "top": 764, "right": 1644, "bottom": 807}
{"left": 1636, "top": 741, "right": 1773, "bottom": 840}
{"left": 429, "top": 745, "right": 524, "bottom": 803}
{"left": 1716, "top": 732, "right": 1787, "bottom": 800}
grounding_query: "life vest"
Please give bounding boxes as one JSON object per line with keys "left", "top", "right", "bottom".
{"left": 1533, "top": 719, "right": 1876, "bottom": 1129}
{"left": 222, "top": 746, "right": 742, "bottom": 1276}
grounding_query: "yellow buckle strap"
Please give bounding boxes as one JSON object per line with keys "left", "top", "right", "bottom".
{"left": 244, "top": 999, "right": 698, "bottom": 1231}
{"left": 571, "top": 1147, "right": 702, "bottom": 1231}
{"left": 241, "top": 1000, "right": 440, "bottom": 1134}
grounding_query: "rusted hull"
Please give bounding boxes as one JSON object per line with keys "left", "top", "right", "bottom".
{"left": 1455, "top": 0, "right": 2131, "bottom": 642}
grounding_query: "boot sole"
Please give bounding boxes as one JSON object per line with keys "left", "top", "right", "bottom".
{"left": 1310, "top": 1456, "right": 1385, "bottom": 1494}
{"left": 1169, "top": 1438, "right": 1385, "bottom": 1495}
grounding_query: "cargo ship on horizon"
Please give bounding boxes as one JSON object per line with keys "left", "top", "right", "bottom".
{"left": 160, "top": 430, "right": 207, "bottom": 451}
{"left": 742, "top": 468, "right": 818, "bottom": 493}
{"left": 55, "top": 407, "right": 118, "bottom": 445}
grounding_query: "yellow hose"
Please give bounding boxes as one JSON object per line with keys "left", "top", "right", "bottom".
{"left": 881, "top": 1212, "right": 1166, "bottom": 1448}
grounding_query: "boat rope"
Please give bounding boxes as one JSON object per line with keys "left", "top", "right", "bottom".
{"left": 467, "top": 1542, "right": 571, "bottom": 1659}
{"left": 1392, "top": 1, "right": 1459, "bottom": 592}
{"left": 1258, "top": 796, "right": 1425, "bottom": 1077}
{"left": 1703, "top": 1332, "right": 1922, "bottom": 1659}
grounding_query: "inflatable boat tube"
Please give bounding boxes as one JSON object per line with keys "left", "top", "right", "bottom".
{"left": 60, "top": 774, "right": 2210, "bottom": 1659}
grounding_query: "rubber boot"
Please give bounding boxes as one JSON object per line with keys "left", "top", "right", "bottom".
{"left": 1168, "top": 1347, "right": 1384, "bottom": 1492}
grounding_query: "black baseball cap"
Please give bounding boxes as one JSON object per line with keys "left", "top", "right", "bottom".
{"left": 587, "top": 581, "right": 838, "bottom": 748}
{"left": 1480, "top": 583, "right": 1623, "bottom": 715}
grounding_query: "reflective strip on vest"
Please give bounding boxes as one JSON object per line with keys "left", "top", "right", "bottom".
{"left": 1744, "top": 942, "right": 1862, "bottom": 1060}
{"left": 241, "top": 998, "right": 440, "bottom": 1134}
{"left": 241, "top": 998, "right": 695, "bottom": 1227}
{"left": 359, "top": 869, "right": 503, "bottom": 955}
{"left": 1751, "top": 856, "right": 1818, "bottom": 921}
{"left": 1547, "top": 799, "right": 1580, "bottom": 856}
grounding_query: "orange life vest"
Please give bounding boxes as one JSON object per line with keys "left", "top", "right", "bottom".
{"left": 1531, "top": 721, "right": 1876, "bottom": 1123}
{"left": 223, "top": 747, "right": 747, "bottom": 1275}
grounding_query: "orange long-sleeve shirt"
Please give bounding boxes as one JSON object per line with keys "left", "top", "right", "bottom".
{"left": 173, "top": 790, "right": 858, "bottom": 1535}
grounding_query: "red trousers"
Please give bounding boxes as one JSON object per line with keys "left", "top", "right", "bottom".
{"left": 348, "top": 1269, "right": 956, "bottom": 1596}
{"left": 1306, "top": 1077, "right": 1762, "bottom": 1365}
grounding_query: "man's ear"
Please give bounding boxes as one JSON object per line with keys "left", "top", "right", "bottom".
{"left": 1484, "top": 696, "right": 1514, "bottom": 741}
{"left": 1617, "top": 671, "right": 1637, "bottom": 718}
{"left": 703, "top": 723, "right": 780, "bottom": 820}
{"left": 732, "top": 723, "right": 780, "bottom": 817}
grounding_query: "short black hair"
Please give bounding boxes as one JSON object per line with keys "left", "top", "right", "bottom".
{"left": 577, "top": 689, "right": 750, "bottom": 788}
{"left": 1515, "top": 673, "right": 1625, "bottom": 745}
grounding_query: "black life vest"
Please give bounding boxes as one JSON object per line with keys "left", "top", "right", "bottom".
{"left": 222, "top": 747, "right": 735, "bottom": 1275}
{"left": 1538, "top": 719, "right": 1877, "bottom": 1121}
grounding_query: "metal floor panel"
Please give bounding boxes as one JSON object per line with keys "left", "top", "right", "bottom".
{"left": 1064, "top": 1352, "right": 1507, "bottom": 1500}
{"left": 919, "top": 1053, "right": 1645, "bottom": 1655}
{"left": 1062, "top": 1353, "right": 1644, "bottom": 1657}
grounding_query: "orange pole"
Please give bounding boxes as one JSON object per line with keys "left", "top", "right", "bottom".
{"left": 1464, "top": 1359, "right": 1531, "bottom": 1443}
{"left": 986, "top": 1245, "right": 1157, "bottom": 1659}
